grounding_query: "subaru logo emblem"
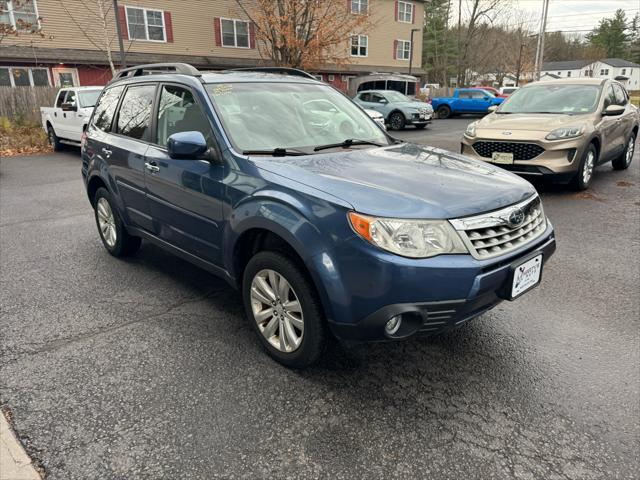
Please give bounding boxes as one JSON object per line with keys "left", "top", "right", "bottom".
{"left": 502, "top": 131, "right": 512, "bottom": 135}
{"left": 508, "top": 209, "right": 525, "bottom": 227}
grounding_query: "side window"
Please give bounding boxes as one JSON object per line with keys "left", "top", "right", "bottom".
{"left": 359, "top": 93, "right": 371, "bottom": 102}
{"left": 612, "top": 84, "right": 627, "bottom": 106}
{"left": 156, "top": 85, "right": 213, "bottom": 147}
{"left": 371, "top": 94, "right": 384, "bottom": 103}
{"left": 458, "top": 91, "right": 471, "bottom": 99}
{"left": 56, "top": 91, "right": 67, "bottom": 108}
{"left": 116, "top": 85, "right": 156, "bottom": 141}
{"left": 66, "top": 90, "right": 77, "bottom": 106}
{"left": 603, "top": 85, "right": 616, "bottom": 108}
{"left": 91, "top": 86, "right": 125, "bottom": 133}
{"left": 471, "top": 91, "right": 486, "bottom": 99}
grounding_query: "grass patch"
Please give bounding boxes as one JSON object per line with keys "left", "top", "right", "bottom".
{"left": 0, "top": 116, "right": 51, "bottom": 156}
{"left": 630, "top": 96, "right": 639, "bottom": 107}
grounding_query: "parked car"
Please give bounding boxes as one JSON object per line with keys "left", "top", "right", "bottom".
{"left": 364, "top": 109, "right": 386, "bottom": 130}
{"left": 82, "top": 63, "right": 556, "bottom": 368}
{"left": 41, "top": 87, "right": 103, "bottom": 150}
{"left": 432, "top": 88, "right": 505, "bottom": 119}
{"left": 470, "top": 86, "right": 507, "bottom": 98}
{"left": 461, "top": 78, "right": 638, "bottom": 190}
{"left": 499, "top": 86, "right": 519, "bottom": 96}
{"left": 353, "top": 89, "right": 433, "bottom": 130}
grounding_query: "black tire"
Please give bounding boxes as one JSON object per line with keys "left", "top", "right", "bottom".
{"left": 243, "top": 251, "right": 327, "bottom": 368}
{"left": 388, "top": 112, "right": 406, "bottom": 131}
{"left": 572, "top": 143, "right": 597, "bottom": 191}
{"left": 612, "top": 132, "right": 636, "bottom": 170}
{"left": 93, "top": 187, "right": 141, "bottom": 257}
{"left": 437, "top": 105, "right": 451, "bottom": 119}
{"left": 47, "top": 125, "right": 63, "bottom": 152}
{"left": 415, "top": 124, "right": 427, "bottom": 130}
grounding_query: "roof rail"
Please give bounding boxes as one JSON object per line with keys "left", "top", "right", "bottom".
{"left": 225, "top": 67, "right": 317, "bottom": 80}
{"left": 113, "top": 63, "right": 201, "bottom": 80}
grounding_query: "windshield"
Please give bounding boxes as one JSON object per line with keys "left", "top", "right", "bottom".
{"left": 383, "top": 91, "right": 411, "bottom": 102}
{"left": 78, "top": 90, "right": 102, "bottom": 108}
{"left": 499, "top": 84, "right": 601, "bottom": 114}
{"left": 206, "top": 82, "right": 389, "bottom": 153}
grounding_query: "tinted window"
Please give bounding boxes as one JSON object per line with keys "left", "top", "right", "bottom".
{"left": 406, "top": 82, "right": 416, "bottom": 96}
{"left": 91, "top": 86, "right": 124, "bottom": 133}
{"left": 387, "top": 80, "right": 406, "bottom": 94}
{"left": 357, "top": 81, "right": 375, "bottom": 92}
{"left": 116, "top": 85, "right": 155, "bottom": 141}
{"left": 156, "top": 85, "right": 213, "bottom": 147}
{"left": 612, "top": 84, "right": 627, "bottom": 106}
{"left": 359, "top": 92, "right": 371, "bottom": 102}
{"left": 56, "top": 91, "right": 67, "bottom": 108}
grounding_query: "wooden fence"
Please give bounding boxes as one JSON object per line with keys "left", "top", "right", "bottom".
{"left": 0, "top": 87, "right": 59, "bottom": 124}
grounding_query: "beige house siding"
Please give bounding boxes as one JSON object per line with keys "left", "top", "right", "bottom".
{"left": 3, "top": 0, "right": 423, "bottom": 72}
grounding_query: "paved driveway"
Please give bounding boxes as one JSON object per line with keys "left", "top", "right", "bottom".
{"left": 1, "top": 122, "right": 638, "bottom": 479}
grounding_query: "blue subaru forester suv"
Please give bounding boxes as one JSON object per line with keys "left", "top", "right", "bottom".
{"left": 82, "top": 64, "right": 556, "bottom": 368}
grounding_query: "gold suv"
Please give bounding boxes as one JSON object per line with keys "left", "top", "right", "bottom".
{"left": 461, "top": 78, "right": 639, "bottom": 189}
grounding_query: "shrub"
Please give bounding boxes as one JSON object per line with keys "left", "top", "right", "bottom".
{"left": 0, "top": 116, "right": 51, "bottom": 156}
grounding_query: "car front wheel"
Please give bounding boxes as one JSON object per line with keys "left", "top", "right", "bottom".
{"left": 573, "top": 144, "right": 597, "bottom": 190}
{"left": 388, "top": 112, "right": 406, "bottom": 131}
{"left": 243, "top": 251, "right": 326, "bottom": 368}
{"left": 612, "top": 132, "right": 636, "bottom": 170}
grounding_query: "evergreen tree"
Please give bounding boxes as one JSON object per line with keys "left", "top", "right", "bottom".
{"left": 586, "top": 9, "right": 630, "bottom": 58}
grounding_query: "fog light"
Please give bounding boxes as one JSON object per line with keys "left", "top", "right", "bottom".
{"left": 385, "top": 315, "right": 402, "bottom": 335}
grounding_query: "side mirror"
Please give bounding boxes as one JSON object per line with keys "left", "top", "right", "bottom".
{"left": 602, "top": 104, "right": 624, "bottom": 116}
{"left": 379, "top": 99, "right": 388, "bottom": 104}
{"left": 167, "top": 131, "right": 208, "bottom": 159}
{"left": 61, "top": 102, "right": 77, "bottom": 112}
{"left": 488, "top": 105, "right": 498, "bottom": 113}
{"left": 483, "top": 96, "right": 490, "bottom": 100}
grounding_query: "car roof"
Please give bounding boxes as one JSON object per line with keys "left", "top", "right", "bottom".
{"left": 357, "top": 90, "right": 404, "bottom": 95}
{"left": 63, "top": 86, "right": 103, "bottom": 91}
{"left": 200, "top": 70, "right": 323, "bottom": 84}
{"left": 525, "top": 78, "right": 607, "bottom": 87}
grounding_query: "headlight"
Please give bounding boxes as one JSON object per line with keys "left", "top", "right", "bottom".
{"left": 465, "top": 122, "right": 477, "bottom": 137}
{"left": 348, "top": 212, "right": 468, "bottom": 258}
{"left": 545, "top": 125, "right": 585, "bottom": 140}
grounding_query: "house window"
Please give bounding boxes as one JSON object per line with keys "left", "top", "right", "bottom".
{"left": 327, "top": 74, "right": 335, "bottom": 81}
{"left": 351, "top": 0, "right": 368, "bottom": 14}
{"left": 1, "top": 0, "right": 39, "bottom": 31}
{"left": 600, "top": 69, "right": 609, "bottom": 75}
{"left": 396, "top": 40, "right": 411, "bottom": 60}
{"left": 126, "top": 6, "right": 166, "bottom": 42}
{"left": 0, "top": 66, "right": 50, "bottom": 87}
{"left": 567, "top": 71, "right": 571, "bottom": 77}
{"left": 622, "top": 68, "right": 626, "bottom": 75}
{"left": 351, "top": 35, "right": 368, "bottom": 57}
{"left": 398, "top": 1, "right": 413, "bottom": 23}
{"left": 221, "top": 18, "right": 249, "bottom": 48}
{"left": 557, "top": 71, "right": 561, "bottom": 75}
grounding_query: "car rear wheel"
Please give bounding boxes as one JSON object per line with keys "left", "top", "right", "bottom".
{"left": 388, "top": 112, "right": 406, "bottom": 131}
{"left": 93, "top": 187, "right": 141, "bottom": 257}
{"left": 243, "top": 251, "right": 326, "bottom": 368}
{"left": 48, "top": 126, "right": 62, "bottom": 152}
{"left": 572, "top": 144, "right": 597, "bottom": 190}
{"left": 437, "top": 105, "right": 451, "bottom": 119}
{"left": 612, "top": 132, "right": 636, "bottom": 170}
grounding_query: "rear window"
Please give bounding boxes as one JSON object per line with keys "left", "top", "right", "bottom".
{"left": 90, "top": 86, "right": 124, "bottom": 133}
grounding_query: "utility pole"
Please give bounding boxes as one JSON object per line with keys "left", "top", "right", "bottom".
{"left": 409, "top": 28, "right": 420, "bottom": 76}
{"left": 113, "top": 0, "right": 127, "bottom": 69}
{"left": 515, "top": 43, "right": 525, "bottom": 86}
{"left": 533, "top": 0, "right": 549, "bottom": 81}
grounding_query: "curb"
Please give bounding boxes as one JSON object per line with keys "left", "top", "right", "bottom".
{"left": 0, "top": 411, "right": 41, "bottom": 480}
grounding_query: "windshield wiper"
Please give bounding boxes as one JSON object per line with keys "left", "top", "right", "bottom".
{"left": 243, "top": 148, "right": 307, "bottom": 157}
{"left": 313, "top": 139, "right": 384, "bottom": 152}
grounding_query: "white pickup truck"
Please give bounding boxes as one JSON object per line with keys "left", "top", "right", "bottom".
{"left": 41, "top": 87, "right": 103, "bottom": 150}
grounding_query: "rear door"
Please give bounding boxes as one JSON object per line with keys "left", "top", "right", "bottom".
{"left": 52, "top": 89, "right": 69, "bottom": 138}
{"left": 143, "top": 83, "right": 225, "bottom": 266}
{"left": 60, "top": 89, "right": 80, "bottom": 141}
{"left": 612, "top": 83, "right": 634, "bottom": 150}
{"left": 107, "top": 83, "right": 156, "bottom": 231}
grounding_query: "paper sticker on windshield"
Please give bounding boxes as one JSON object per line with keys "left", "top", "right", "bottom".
{"left": 211, "top": 84, "right": 233, "bottom": 96}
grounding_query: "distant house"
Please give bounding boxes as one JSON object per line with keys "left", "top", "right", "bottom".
{"left": 540, "top": 58, "right": 640, "bottom": 90}
{"left": 540, "top": 60, "right": 590, "bottom": 79}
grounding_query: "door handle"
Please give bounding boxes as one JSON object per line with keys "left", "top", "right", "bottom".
{"left": 102, "top": 148, "right": 112, "bottom": 158}
{"left": 63, "top": 113, "right": 67, "bottom": 118}
{"left": 145, "top": 161, "right": 160, "bottom": 173}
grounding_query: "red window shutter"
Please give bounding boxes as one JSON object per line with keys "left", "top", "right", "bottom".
{"left": 249, "top": 22, "right": 256, "bottom": 49}
{"left": 393, "top": 40, "right": 398, "bottom": 59}
{"left": 214, "top": 17, "right": 222, "bottom": 46}
{"left": 394, "top": 0, "right": 398, "bottom": 21}
{"left": 118, "top": 5, "right": 128, "bottom": 40}
{"left": 412, "top": 4, "right": 415, "bottom": 23}
{"left": 164, "top": 12, "right": 174, "bottom": 42}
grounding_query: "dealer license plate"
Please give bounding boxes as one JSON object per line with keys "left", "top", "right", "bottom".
{"left": 492, "top": 152, "right": 514, "bottom": 164}
{"left": 511, "top": 254, "right": 543, "bottom": 298}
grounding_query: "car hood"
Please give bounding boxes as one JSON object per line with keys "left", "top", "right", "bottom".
{"left": 478, "top": 112, "right": 590, "bottom": 132}
{"left": 253, "top": 143, "right": 535, "bottom": 219}
{"left": 398, "top": 101, "right": 433, "bottom": 110}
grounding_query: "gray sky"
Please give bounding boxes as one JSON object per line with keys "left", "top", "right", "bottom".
{"left": 451, "top": 0, "right": 639, "bottom": 35}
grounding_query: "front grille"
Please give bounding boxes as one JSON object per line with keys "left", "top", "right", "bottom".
{"left": 450, "top": 196, "right": 547, "bottom": 260}
{"left": 472, "top": 141, "right": 544, "bottom": 160}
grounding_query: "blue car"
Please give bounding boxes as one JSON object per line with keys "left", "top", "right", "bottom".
{"left": 431, "top": 88, "right": 505, "bottom": 119}
{"left": 82, "top": 64, "right": 556, "bottom": 368}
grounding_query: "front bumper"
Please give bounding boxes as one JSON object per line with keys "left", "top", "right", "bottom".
{"left": 408, "top": 113, "right": 432, "bottom": 125}
{"left": 321, "top": 224, "right": 556, "bottom": 341}
{"left": 461, "top": 134, "right": 588, "bottom": 179}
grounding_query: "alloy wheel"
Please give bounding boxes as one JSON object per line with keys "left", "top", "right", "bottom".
{"left": 625, "top": 137, "right": 635, "bottom": 166}
{"left": 96, "top": 197, "right": 117, "bottom": 247}
{"left": 582, "top": 150, "right": 595, "bottom": 185}
{"left": 250, "top": 269, "right": 304, "bottom": 353}
{"left": 390, "top": 114, "right": 403, "bottom": 130}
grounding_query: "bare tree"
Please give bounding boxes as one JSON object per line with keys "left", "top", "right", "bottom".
{"left": 60, "top": 0, "right": 118, "bottom": 74}
{"left": 0, "top": 0, "right": 44, "bottom": 45}
{"left": 234, "top": 0, "right": 373, "bottom": 70}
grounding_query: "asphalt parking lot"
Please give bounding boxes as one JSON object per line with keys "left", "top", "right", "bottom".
{"left": 1, "top": 118, "right": 639, "bottom": 479}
